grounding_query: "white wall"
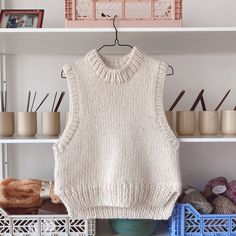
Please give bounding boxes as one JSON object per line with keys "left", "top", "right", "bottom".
{"left": 3, "top": 0, "right": 236, "bottom": 191}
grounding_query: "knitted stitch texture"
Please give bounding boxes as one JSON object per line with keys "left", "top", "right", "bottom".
{"left": 53, "top": 47, "right": 181, "bottom": 219}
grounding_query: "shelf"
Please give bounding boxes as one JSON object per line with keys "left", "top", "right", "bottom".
{"left": 0, "top": 135, "right": 236, "bottom": 143}
{"left": 0, "top": 136, "right": 58, "bottom": 144}
{"left": 179, "top": 135, "right": 236, "bottom": 142}
{"left": 0, "top": 27, "right": 236, "bottom": 54}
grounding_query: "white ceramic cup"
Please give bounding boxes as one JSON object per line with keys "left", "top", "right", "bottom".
{"left": 176, "top": 111, "right": 196, "bottom": 135}
{"left": 17, "top": 112, "right": 37, "bottom": 137}
{"left": 199, "top": 111, "right": 218, "bottom": 135}
{"left": 165, "top": 111, "right": 173, "bottom": 130}
{"left": 0, "top": 112, "right": 15, "bottom": 137}
{"left": 41, "top": 112, "right": 60, "bottom": 136}
{"left": 221, "top": 110, "right": 236, "bottom": 135}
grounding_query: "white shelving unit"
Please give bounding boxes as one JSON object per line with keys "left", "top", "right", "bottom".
{"left": 1, "top": 27, "right": 236, "bottom": 236}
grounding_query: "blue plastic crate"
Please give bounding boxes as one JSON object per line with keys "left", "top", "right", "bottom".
{"left": 168, "top": 203, "right": 236, "bottom": 236}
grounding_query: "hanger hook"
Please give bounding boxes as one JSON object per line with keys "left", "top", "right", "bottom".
{"left": 167, "top": 65, "right": 174, "bottom": 76}
{"left": 113, "top": 15, "right": 118, "bottom": 44}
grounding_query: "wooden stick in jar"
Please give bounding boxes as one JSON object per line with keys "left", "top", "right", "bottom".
{"left": 169, "top": 90, "right": 185, "bottom": 111}
{"left": 215, "top": 89, "right": 231, "bottom": 111}
{"left": 190, "top": 89, "right": 204, "bottom": 111}
{"left": 200, "top": 95, "right": 207, "bottom": 111}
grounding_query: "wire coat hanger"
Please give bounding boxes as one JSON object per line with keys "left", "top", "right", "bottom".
{"left": 61, "top": 15, "right": 174, "bottom": 78}
{"left": 97, "top": 15, "right": 133, "bottom": 52}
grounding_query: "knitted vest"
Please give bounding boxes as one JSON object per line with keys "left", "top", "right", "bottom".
{"left": 53, "top": 47, "right": 181, "bottom": 220}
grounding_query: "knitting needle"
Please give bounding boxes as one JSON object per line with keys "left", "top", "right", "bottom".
{"left": 215, "top": 89, "right": 231, "bottom": 111}
{"left": 30, "top": 91, "right": 37, "bottom": 112}
{"left": 51, "top": 92, "right": 57, "bottom": 112}
{"left": 1, "top": 90, "right": 4, "bottom": 112}
{"left": 54, "top": 91, "right": 65, "bottom": 112}
{"left": 35, "top": 93, "right": 50, "bottom": 112}
{"left": 200, "top": 95, "right": 207, "bottom": 111}
{"left": 1, "top": 91, "right": 3, "bottom": 112}
{"left": 26, "top": 90, "right": 31, "bottom": 112}
{"left": 190, "top": 89, "right": 204, "bottom": 111}
{"left": 169, "top": 90, "right": 185, "bottom": 111}
{"left": 4, "top": 90, "right": 7, "bottom": 112}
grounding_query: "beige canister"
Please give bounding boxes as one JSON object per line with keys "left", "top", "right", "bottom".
{"left": 221, "top": 110, "right": 236, "bottom": 135}
{"left": 0, "top": 112, "right": 15, "bottom": 137}
{"left": 165, "top": 111, "right": 173, "bottom": 130}
{"left": 199, "top": 111, "right": 218, "bottom": 135}
{"left": 65, "top": 112, "right": 69, "bottom": 125}
{"left": 41, "top": 112, "right": 60, "bottom": 136}
{"left": 176, "top": 111, "right": 196, "bottom": 135}
{"left": 17, "top": 112, "right": 37, "bottom": 137}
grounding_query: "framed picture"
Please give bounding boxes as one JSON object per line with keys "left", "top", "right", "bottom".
{"left": 0, "top": 10, "right": 44, "bottom": 28}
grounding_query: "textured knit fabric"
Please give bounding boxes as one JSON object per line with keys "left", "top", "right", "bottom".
{"left": 53, "top": 47, "right": 181, "bottom": 220}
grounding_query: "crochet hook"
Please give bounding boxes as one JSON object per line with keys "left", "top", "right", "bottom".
{"left": 54, "top": 91, "right": 65, "bottom": 112}
{"left": 215, "top": 89, "right": 231, "bottom": 111}
{"left": 190, "top": 89, "right": 204, "bottom": 111}
{"left": 169, "top": 90, "right": 185, "bottom": 111}
{"left": 35, "top": 93, "right": 50, "bottom": 112}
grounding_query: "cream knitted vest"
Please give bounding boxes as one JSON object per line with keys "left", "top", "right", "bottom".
{"left": 53, "top": 47, "right": 181, "bottom": 220}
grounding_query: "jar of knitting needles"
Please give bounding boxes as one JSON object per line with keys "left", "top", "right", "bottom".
{"left": 198, "top": 89, "right": 230, "bottom": 135}
{"left": 221, "top": 110, "right": 236, "bottom": 135}
{"left": 176, "top": 89, "right": 206, "bottom": 136}
{"left": 16, "top": 112, "right": 37, "bottom": 137}
{"left": 17, "top": 90, "right": 52, "bottom": 137}
{"left": 0, "top": 90, "right": 14, "bottom": 136}
{"left": 176, "top": 111, "right": 196, "bottom": 135}
{"left": 41, "top": 91, "right": 65, "bottom": 136}
{"left": 166, "top": 90, "right": 186, "bottom": 131}
{"left": 0, "top": 112, "right": 15, "bottom": 137}
{"left": 199, "top": 111, "right": 218, "bottom": 135}
{"left": 41, "top": 112, "right": 61, "bottom": 136}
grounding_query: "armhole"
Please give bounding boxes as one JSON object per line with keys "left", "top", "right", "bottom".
{"left": 156, "top": 61, "right": 180, "bottom": 148}
{"left": 53, "top": 63, "right": 80, "bottom": 154}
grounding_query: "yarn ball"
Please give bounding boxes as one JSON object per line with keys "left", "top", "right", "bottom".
{"left": 204, "top": 177, "right": 227, "bottom": 197}
{"left": 212, "top": 195, "right": 236, "bottom": 214}
{"left": 226, "top": 180, "right": 236, "bottom": 204}
{"left": 181, "top": 186, "right": 213, "bottom": 214}
{"left": 109, "top": 219, "right": 158, "bottom": 236}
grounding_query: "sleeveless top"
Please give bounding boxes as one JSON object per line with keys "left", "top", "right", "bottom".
{"left": 53, "top": 47, "right": 181, "bottom": 220}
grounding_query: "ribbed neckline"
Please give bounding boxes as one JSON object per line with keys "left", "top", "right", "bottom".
{"left": 85, "top": 47, "right": 144, "bottom": 84}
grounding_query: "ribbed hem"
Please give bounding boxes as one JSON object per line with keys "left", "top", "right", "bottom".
{"left": 56, "top": 183, "right": 181, "bottom": 220}
{"left": 85, "top": 47, "right": 144, "bottom": 84}
{"left": 67, "top": 205, "right": 176, "bottom": 220}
